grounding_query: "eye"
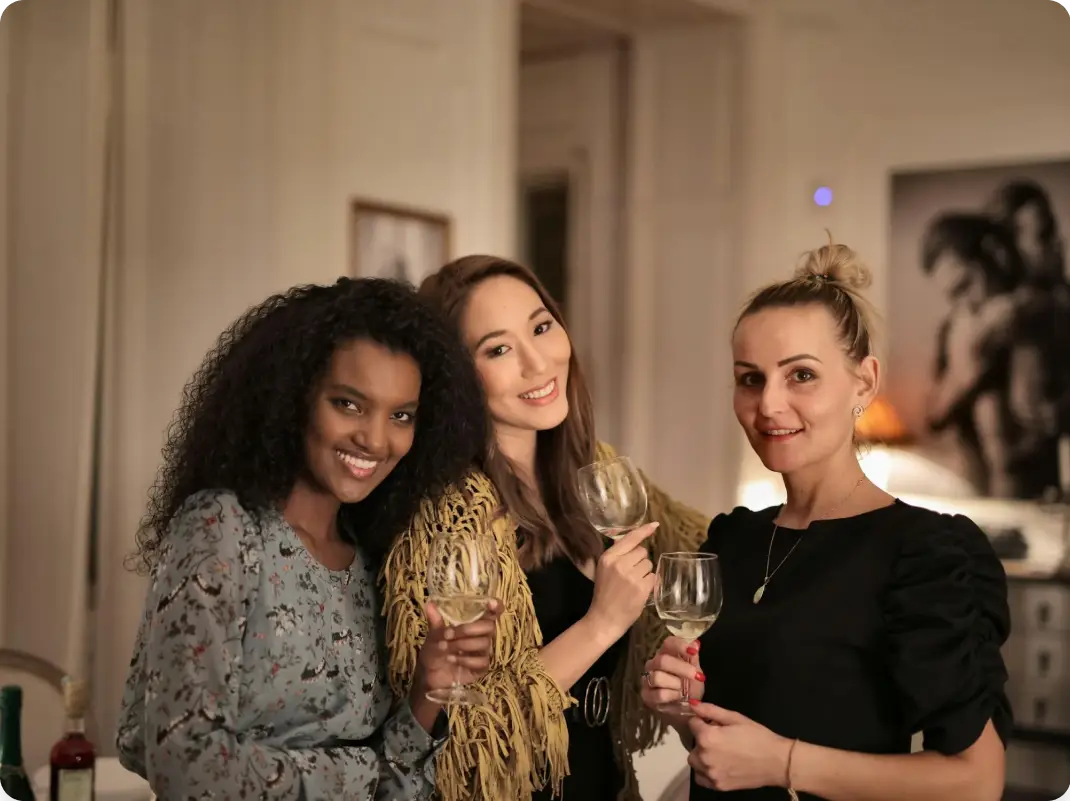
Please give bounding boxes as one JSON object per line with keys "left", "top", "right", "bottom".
{"left": 391, "top": 411, "right": 415, "bottom": 424}
{"left": 484, "top": 344, "right": 510, "bottom": 359}
{"left": 791, "top": 368, "right": 817, "bottom": 383}
{"left": 332, "top": 398, "right": 362, "bottom": 413}
{"left": 534, "top": 319, "right": 554, "bottom": 336}
{"left": 735, "top": 372, "right": 763, "bottom": 388}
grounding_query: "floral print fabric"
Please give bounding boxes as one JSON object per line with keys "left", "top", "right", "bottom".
{"left": 117, "top": 489, "right": 445, "bottom": 801}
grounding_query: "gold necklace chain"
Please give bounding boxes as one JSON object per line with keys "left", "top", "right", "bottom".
{"left": 753, "top": 477, "right": 865, "bottom": 605}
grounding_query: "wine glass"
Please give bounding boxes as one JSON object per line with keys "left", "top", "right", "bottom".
{"left": 425, "top": 530, "right": 500, "bottom": 707}
{"left": 577, "top": 455, "right": 649, "bottom": 541}
{"left": 653, "top": 552, "right": 723, "bottom": 716}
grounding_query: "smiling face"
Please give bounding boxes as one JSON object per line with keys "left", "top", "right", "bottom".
{"left": 460, "top": 274, "right": 572, "bottom": 437}
{"left": 732, "top": 305, "right": 878, "bottom": 476}
{"left": 303, "top": 337, "right": 421, "bottom": 504}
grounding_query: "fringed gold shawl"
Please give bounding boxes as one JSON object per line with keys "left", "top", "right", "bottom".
{"left": 380, "top": 442, "right": 711, "bottom": 801}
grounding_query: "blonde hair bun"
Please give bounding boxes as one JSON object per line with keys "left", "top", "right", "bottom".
{"left": 793, "top": 233, "right": 873, "bottom": 292}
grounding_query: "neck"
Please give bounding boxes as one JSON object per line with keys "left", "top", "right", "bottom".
{"left": 494, "top": 424, "right": 539, "bottom": 488}
{"left": 281, "top": 479, "right": 341, "bottom": 542}
{"left": 780, "top": 449, "right": 867, "bottom": 524}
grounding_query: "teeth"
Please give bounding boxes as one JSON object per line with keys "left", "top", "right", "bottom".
{"left": 520, "top": 379, "right": 555, "bottom": 400}
{"left": 766, "top": 429, "right": 799, "bottom": 436}
{"left": 337, "top": 451, "right": 377, "bottom": 470}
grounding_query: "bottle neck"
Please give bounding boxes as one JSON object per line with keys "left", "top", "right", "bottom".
{"left": 0, "top": 701, "right": 24, "bottom": 767}
{"left": 66, "top": 716, "right": 86, "bottom": 735}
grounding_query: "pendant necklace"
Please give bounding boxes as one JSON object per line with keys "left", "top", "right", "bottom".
{"left": 753, "top": 477, "right": 865, "bottom": 604}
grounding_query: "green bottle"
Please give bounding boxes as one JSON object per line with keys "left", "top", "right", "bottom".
{"left": 0, "top": 685, "right": 37, "bottom": 801}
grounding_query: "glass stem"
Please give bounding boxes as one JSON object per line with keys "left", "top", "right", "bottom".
{"left": 681, "top": 640, "right": 693, "bottom": 702}
{"left": 452, "top": 659, "right": 464, "bottom": 689}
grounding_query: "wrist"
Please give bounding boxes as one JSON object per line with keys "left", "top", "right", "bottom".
{"left": 772, "top": 735, "right": 799, "bottom": 790}
{"left": 408, "top": 679, "right": 443, "bottom": 734}
{"left": 579, "top": 609, "right": 627, "bottom": 647}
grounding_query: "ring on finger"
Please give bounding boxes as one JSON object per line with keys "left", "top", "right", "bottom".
{"left": 642, "top": 671, "right": 655, "bottom": 688}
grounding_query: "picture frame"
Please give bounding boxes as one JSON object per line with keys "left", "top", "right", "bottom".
{"left": 349, "top": 199, "right": 451, "bottom": 286}
{"left": 887, "top": 158, "right": 1070, "bottom": 500}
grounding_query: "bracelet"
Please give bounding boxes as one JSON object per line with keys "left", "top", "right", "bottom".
{"left": 785, "top": 738, "right": 799, "bottom": 801}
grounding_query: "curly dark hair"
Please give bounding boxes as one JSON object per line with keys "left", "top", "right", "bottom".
{"left": 130, "top": 277, "right": 486, "bottom": 574}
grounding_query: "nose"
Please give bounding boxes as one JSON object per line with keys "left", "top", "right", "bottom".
{"left": 353, "top": 415, "right": 388, "bottom": 456}
{"left": 757, "top": 380, "right": 787, "bottom": 418}
{"left": 517, "top": 340, "right": 548, "bottom": 378}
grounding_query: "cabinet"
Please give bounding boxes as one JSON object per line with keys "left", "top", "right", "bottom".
{"left": 1003, "top": 577, "right": 1070, "bottom": 797}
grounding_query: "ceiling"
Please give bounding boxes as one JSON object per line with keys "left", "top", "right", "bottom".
{"left": 520, "top": 0, "right": 725, "bottom": 61}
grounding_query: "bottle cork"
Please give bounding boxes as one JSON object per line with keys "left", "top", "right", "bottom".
{"left": 62, "top": 677, "right": 89, "bottom": 719}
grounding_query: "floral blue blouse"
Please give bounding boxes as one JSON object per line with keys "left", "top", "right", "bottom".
{"left": 117, "top": 489, "right": 446, "bottom": 801}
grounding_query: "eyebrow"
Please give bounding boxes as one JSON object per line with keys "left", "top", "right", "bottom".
{"left": 733, "top": 353, "right": 823, "bottom": 369}
{"left": 473, "top": 306, "right": 550, "bottom": 350}
{"left": 327, "top": 383, "right": 418, "bottom": 410}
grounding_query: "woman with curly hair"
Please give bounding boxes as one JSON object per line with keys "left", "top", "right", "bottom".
{"left": 117, "top": 277, "right": 496, "bottom": 801}
{"left": 381, "top": 257, "right": 711, "bottom": 801}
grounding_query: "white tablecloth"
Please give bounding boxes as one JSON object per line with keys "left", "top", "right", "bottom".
{"left": 32, "top": 756, "right": 153, "bottom": 801}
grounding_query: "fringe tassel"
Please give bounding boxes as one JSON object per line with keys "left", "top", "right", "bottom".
{"left": 382, "top": 450, "right": 710, "bottom": 801}
{"left": 381, "top": 473, "right": 573, "bottom": 801}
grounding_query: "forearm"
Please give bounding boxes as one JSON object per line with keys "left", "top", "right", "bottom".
{"left": 791, "top": 742, "right": 997, "bottom": 801}
{"left": 538, "top": 614, "right": 623, "bottom": 691}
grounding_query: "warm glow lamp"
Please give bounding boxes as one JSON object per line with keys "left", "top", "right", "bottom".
{"left": 855, "top": 395, "right": 910, "bottom": 445}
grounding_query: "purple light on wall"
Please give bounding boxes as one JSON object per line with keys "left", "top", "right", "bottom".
{"left": 813, "top": 186, "right": 833, "bottom": 207}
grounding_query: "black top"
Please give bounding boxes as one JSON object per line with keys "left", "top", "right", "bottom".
{"left": 526, "top": 555, "right": 628, "bottom": 801}
{"left": 691, "top": 500, "right": 1013, "bottom": 800}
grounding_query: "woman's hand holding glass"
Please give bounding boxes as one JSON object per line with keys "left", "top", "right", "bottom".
{"left": 582, "top": 523, "right": 659, "bottom": 641}
{"left": 640, "top": 636, "right": 706, "bottom": 728}
{"left": 420, "top": 530, "right": 501, "bottom": 707}
{"left": 416, "top": 598, "right": 500, "bottom": 702}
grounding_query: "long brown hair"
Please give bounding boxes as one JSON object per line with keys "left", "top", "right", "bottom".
{"left": 419, "top": 255, "right": 601, "bottom": 569}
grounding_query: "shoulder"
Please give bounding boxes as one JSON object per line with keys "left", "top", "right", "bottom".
{"left": 417, "top": 467, "right": 504, "bottom": 529}
{"left": 888, "top": 502, "right": 1005, "bottom": 583}
{"left": 595, "top": 441, "right": 617, "bottom": 460}
{"left": 157, "top": 489, "right": 262, "bottom": 572}
{"left": 701, "top": 505, "right": 774, "bottom": 553}
{"left": 883, "top": 501, "right": 1010, "bottom": 639}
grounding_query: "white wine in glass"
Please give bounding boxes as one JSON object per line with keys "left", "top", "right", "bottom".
{"left": 577, "top": 456, "right": 648, "bottom": 541}
{"left": 653, "top": 552, "right": 722, "bottom": 716}
{"left": 425, "top": 530, "right": 500, "bottom": 707}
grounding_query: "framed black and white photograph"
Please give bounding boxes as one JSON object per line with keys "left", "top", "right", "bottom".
{"left": 350, "top": 200, "right": 451, "bottom": 286}
{"left": 888, "top": 159, "right": 1070, "bottom": 499}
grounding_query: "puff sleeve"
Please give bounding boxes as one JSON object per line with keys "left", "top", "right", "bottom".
{"left": 882, "top": 512, "right": 1012, "bottom": 754}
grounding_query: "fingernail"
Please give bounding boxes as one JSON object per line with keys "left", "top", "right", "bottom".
{"left": 447, "top": 655, "right": 457, "bottom": 663}
{"left": 689, "top": 698, "right": 699, "bottom": 706}
{"left": 695, "top": 671, "right": 705, "bottom": 682}
{"left": 444, "top": 629, "right": 455, "bottom": 640}
{"left": 687, "top": 643, "right": 699, "bottom": 655}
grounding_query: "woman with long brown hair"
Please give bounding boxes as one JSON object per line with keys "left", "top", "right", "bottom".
{"left": 382, "top": 256, "right": 710, "bottom": 801}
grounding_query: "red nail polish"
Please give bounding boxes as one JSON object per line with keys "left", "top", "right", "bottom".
{"left": 689, "top": 698, "right": 700, "bottom": 706}
{"left": 695, "top": 671, "right": 705, "bottom": 682}
{"left": 687, "top": 644, "right": 699, "bottom": 655}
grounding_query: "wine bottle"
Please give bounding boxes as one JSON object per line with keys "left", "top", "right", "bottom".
{"left": 49, "top": 678, "right": 95, "bottom": 801}
{"left": 0, "top": 685, "right": 37, "bottom": 801}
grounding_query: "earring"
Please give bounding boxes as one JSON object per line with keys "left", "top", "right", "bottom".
{"left": 853, "top": 405, "right": 864, "bottom": 418}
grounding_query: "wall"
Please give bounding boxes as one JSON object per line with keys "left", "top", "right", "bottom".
{"left": 2, "top": 0, "right": 518, "bottom": 749}
{"left": 2, "top": 0, "right": 108, "bottom": 677}
{"left": 739, "top": 0, "right": 1070, "bottom": 303}
{"left": 518, "top": 47, "right": 626, "bottom": 445}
